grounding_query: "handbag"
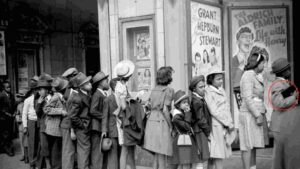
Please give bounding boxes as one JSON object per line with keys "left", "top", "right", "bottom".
{"left": 174, "top": 125, "right": 192, "bottom": 146}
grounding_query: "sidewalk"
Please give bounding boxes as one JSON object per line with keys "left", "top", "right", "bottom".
{"left": 0, "top": 139, "right": 273, "bottom": 169}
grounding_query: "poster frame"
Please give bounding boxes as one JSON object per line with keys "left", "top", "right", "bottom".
{"left": 188, "top": 0, "right": 225, "bottom": 84}
{"left": 227, "top": 5, "right": 291, "bottom": 113}
{"left": 118, "top": 15, "right": 157, "bottom": 95}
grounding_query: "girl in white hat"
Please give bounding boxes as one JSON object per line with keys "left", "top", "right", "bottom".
{"left": 113, "top": 60, "right": 136, "bottom": 169}
{"left": 204, "top": 67, "right": 235, "bottom": 169}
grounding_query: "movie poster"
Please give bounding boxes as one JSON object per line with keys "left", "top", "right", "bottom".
{"left": 229, "top": 7, "right": 289, "bottom": 121}
{"left": 191, "top": 1, "right": 223, "bottom": 77}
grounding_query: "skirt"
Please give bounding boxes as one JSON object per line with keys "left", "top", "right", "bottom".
{"left": 239, "top": 111, "right": 265, "bottom": 151}
{"left": 143, "top": 110, "right": 173, "bottom": 156}
{"left": 209, "top": 125, "right": 232, "bottom": 159}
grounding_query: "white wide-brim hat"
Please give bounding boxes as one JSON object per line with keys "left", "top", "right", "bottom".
{"left": 113, "top": 60, "right": 135, "bottom": 78}
{"left": 207, "top": 66, "right": 225, "bottom": 77}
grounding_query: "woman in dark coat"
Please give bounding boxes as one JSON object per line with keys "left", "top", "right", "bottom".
{"left": 189, "top": 75, "right": 212, "bottom": 167}
{"left": 171, "top": 90, "right": 201, "bottom": 169}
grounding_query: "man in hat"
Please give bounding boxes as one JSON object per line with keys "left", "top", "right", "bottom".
{"left": 90, "top": 71, "right": 109, "bottom": 169}
{"left": 43, "top": 77, "right": 69, "bottom": 169}
{"left": 69, "top": 72, "right": 92, "bottom": 169}
{"left": 102, "top": 78, "right": 121, "bottom": 169}
{"left": 270, "top": 58, "right": 298, "bottom": 169}
{"left": 61, "top": 68, "right": 79, "bottom": 169}
{"left": 22, "top": 76, "right": 40, "bottom": 169}
{"left": 0, "top": 80, "right": 16, "bottom": 156}
{"left": 35, "top": 73, "right": 53, "bottom": 169}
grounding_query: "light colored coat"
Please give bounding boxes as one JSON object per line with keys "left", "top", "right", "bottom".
{"left": 205, "top": 85, "right": 233, "bottom": 159}
{"left": 270, "top": 77, "right": 298, "bottom": 133}
{"left": 239, "top": 70, "right": 265, "bottom": 150}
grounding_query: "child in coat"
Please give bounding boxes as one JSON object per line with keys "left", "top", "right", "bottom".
{"left": 171, "top": 90, "right": 202, "bottom": 169}
{"left": 189, "top": 75, "right": 212, "bottom": 169}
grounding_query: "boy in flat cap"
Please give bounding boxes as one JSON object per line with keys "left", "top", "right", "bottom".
{"left": 61, "top": 68, "right": 79, "bottom": 169}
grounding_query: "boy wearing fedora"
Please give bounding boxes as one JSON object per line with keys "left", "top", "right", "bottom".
{"left": 69, "top": 72, "right": 92, "bottom": 169}
{"left": 90, "top": 71, "right": 109, "bottom": 169}
{"left": 61, "top": 68, "right": 79, "bottom": 169}
{"left": 35, "top": 73, "right": 53, "bottom": 169}
{"left": 102, "top": 78, "right": 122, "bottom": 169}
{"left": 43, "top": 77, "right": 69, "bottom": 169}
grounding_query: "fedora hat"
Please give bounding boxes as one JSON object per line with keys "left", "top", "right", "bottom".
{"left": 52, "top": 77, "right": 69, "bottom": 92}
{"left": 207, "top": 66, "right": 224, "bottom": 77}
{"left": 101, "top": 137, "right": 112, "bottom": 152}
{"left": 92, "top": 71, "right": 109, "bottom": 84}
{"left": 39, "top": 73, "right": 53, "bottom": 83}
{"left": 37, "top": 73, "right": 53, "bottom": 88}
{"left": 62, "top": 68, "right": 78, "bottom": 79}
{"left": 174, "top": 90, "right": 189, "bottom": 106}
{"left": 113, "top": 60, "right": 135, "bottom": 78}
{"left": 76, "top": 72, "right": 92, "bottom": 87}
{"left": 271, "top": 58, "right": 290, "bottom": 74}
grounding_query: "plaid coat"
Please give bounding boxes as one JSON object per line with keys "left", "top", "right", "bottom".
{"left": 44, "top": 92, "right": 67, "bottom": 137}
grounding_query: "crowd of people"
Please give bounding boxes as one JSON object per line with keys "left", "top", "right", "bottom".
{"left": 0, "top": 51, "right": 299, "bottom": 169}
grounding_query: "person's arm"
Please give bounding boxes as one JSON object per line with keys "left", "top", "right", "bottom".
{"left": 173, "top": 114, "right": 191, "bottom": 133}
{"left": 272, "top": 83, "right": 297, "bottom": 109}
{"left": 43, "top": 95, "right": 67, "bottom": 116}
{"left": 162, "top": 88, "right": 174, "bottom": 128}
{"left": 205, "top": 90, "right": 233, "bottom": 128}
{"left": 240, "top": 73, "right": 262, "bottom": 118}
{"left": 101, "top": 98, "right": 109, "bottom": 136}
{"left": 69, "top": 97, "right": 84, "bottom": 129}
{"left": 90, "top": 93, "right": 104, "bottom": 120}
{"left": 192, "top": 100, "right": 211, "bottom": 137}
{"left": 22, "top": 99, "right": 29, "bottom": 128}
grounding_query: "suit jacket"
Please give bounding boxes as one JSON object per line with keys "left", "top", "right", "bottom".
{"left": 190, "top": 93, "right": 212, "bottom": 137}
{"left": 270, "top": 78, "right": 297, "bottom": 133}
{"left": 90, "top": 89, "right": 106, "bottom": 132}
{"left": 101, "top": 94, "right": 118, "bottom": 138}
{"left": 0, "top": 91, "right": 15, "bottom": 120}
{"left": 69, "top": 90, "right": 91, "bottom": 131}
{"left": 61, "top": 89, "right": 77, "bottom": 129}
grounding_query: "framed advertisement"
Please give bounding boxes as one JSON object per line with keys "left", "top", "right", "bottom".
{"left": 0, "top": 30, "right": 6, "bottom": 75}
{"left": 228, "top": 6, "right": 290, "bottom": 114}
{"left": 190, "top": 1, "right": 223, "bottom": 78}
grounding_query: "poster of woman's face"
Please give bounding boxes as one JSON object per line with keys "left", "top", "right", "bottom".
{"left": 137, "top": 68, "right": 151, "bottom": 91}
{"left": 136, "top": 32, "right": 151, "bottom": 60}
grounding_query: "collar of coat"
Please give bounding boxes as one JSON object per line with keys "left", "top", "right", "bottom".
{"left": 97, "top": 88, "right": 107, "bottom": 96}
{"left": 172, "top": 108, "right": 183, "bottom": 117}
{"left": 192, "top": 92, "right": 203, "bottom": 99}
{"left": 206, "top": 85, "right": 225, "bottom": 96}
{"left": 78, "top": 90, "right": 90, "bottom": 107}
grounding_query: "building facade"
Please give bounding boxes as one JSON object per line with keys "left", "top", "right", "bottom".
{"left": 0, "top": 0, "right": 100, "bottom": 93}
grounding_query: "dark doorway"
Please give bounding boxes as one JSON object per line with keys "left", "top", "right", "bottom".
{"left": 85, "top": 47, "right": 100, "bottom": 77}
